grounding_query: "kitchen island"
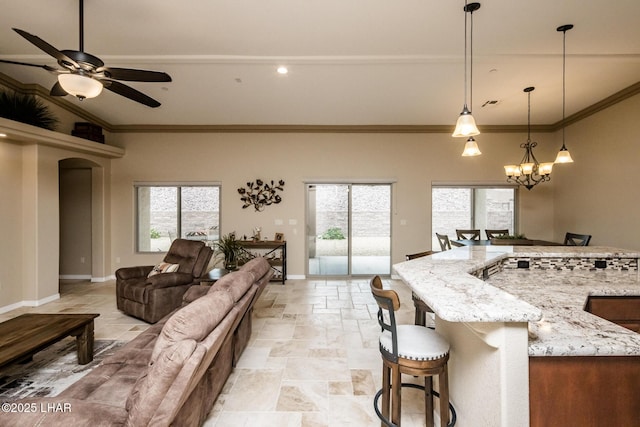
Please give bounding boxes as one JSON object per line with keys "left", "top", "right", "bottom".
{"left": 393, "top": 246, "right": 640, "bottom": 427}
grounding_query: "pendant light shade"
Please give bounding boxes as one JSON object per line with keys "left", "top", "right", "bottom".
{"left": 453, "top": 105, "right": 480, "bottom": 137}
{"left": 452, "top": 2, "right": 481, "bottom": 139}
{"left": 462, "top": 136, "right": 481, "bottom": 156}
{"left": 555, "top": 24, "right": 574, "bottom": 164}
{"left": 554, "top": 146, "right": 574, "bottom": 163}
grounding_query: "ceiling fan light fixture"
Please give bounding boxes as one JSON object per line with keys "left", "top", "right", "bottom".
{"left": 58, "top": 73, "right": 103, "bottom": 99}
{"left": 461, "top": 136, "right": 482, "bottom": 156}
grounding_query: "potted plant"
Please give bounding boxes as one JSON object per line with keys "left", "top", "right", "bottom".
{"left": 214, "top": 233, "right": 243, "bottom": 270}
{"left": 0, "top": 90, "right": 58, "bottom": 130}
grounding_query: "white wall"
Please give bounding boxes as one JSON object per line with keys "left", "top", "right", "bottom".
{"left": 0, "top": 140, "right": 24, "bottom": 306}
{"left": 2, "top": 91, "right": 637, "bottom": 311}
{"left": 110, "top": 131, "right": 559, "bottom": 276}
{"left": 553, "top": 94, "right": 640, "bottom": 250}
{"left": 0, "top": 127, "right": 114, "bottom": 311}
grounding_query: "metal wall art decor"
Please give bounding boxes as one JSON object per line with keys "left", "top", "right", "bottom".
{"left": 238, "top": 179, "right": 285, "bottom": 211}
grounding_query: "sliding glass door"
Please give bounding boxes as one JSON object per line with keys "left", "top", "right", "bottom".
{"left": 306, "top": 183, "right": 391, "bottom": 276}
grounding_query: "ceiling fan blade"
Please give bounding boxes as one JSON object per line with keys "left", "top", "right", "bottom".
{"left": 0, "top": 58, "right": 58, "bottom": 72}
{"left": 50, "top": 81, "right": 68, "bottom": 97}
{"left": 99, "top": 67, "right": 172, "bottom": 82}
{"left": 102, "top": 80, "right": 161, "bottom": 108}
{"left": 12, "top": 28, "right": 79, "bottom": 68}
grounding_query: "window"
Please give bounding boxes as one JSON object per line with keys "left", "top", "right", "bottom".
{"left": 432, "top": 186, "right": 516, "bottom": 246}
{"left": 135, "top": 184, "right": 220, "bottom": 252}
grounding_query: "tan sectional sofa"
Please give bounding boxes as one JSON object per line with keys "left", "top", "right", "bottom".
{"left": 0, "top": 257, "right": 273, "bottom": 427}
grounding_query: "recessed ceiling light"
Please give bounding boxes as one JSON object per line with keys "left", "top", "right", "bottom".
{"left": 0, "top": 133, "right": 7, "bottom": 138}
{"left": 276, "top": 66, "right": 289, "bottom": 75}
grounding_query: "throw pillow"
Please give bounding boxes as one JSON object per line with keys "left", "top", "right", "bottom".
{"left": 147, "top": 262, "right": 180, "bottom": 278}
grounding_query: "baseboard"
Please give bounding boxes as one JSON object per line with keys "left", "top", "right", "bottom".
{"left": 59, "top": 274, "right": 92, "bottom": 280}
{"left": 58, "top": 275, "right": 115, "bottom": 282}
{"left": 0, "top": 301, "right": 25, "bottom": 314}
{"left": 0, "top": 293, "right": 60, "bottom": 314}
{"left": 286, "top": 274, "right": 306, "bottom": 280}
{"left": 91, "top": 275, "right": 115, "bottom": 282}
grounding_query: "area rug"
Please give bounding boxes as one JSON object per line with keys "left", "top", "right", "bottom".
{"left": 0, "top": 338, "right": 125, "bottom": 400}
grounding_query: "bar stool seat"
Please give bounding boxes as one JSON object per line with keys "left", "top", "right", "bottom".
{"left": 370, "top": 276, "right": 456, "bottom": 427}
{"left": 379, "top": 325, "right": 449, "bottom": 362}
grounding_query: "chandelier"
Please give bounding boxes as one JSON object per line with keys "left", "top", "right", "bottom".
{"left": 504, "top": 87, "right": 554, "bottom": 190}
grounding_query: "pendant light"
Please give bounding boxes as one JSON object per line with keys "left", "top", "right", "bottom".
{"left": 452, "top": 2, "right": 481, "bottom": 138}
{"left": 462, "top": 137, "right": 482, "bottom": 156}
{"left": 504, "top": 87, "right": 554, "bottom": 190}
{"left": 555, "top": 24, "right": 574, "bottom": 163}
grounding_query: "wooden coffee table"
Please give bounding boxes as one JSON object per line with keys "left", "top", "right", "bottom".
{"left": 0, "top": 313, "right": 99, "bottom": 369}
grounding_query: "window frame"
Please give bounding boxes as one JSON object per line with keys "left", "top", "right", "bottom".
{"left": 134, "top": 182, "right": 221, "bottom": 253}
{"left": 431, "top": 184, "right": 519, "bottom": 243}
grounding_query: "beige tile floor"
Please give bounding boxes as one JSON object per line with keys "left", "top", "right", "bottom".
{"left": 1, "top": 278, "right": 436, "bottom": 426}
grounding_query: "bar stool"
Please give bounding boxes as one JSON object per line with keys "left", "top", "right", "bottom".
{"left": 405, "top": 251, "right": 434, "bottom": 327}
{"left": 370, "top": 276, "right": 456, "bottom": 427}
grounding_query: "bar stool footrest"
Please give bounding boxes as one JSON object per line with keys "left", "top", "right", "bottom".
{"left": 373, "top": 383, "right": 457, "bottom": 427}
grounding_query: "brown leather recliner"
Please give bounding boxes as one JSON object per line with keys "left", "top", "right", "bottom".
{"left": 116, "top": 238, "right": 213, "bottom": 323}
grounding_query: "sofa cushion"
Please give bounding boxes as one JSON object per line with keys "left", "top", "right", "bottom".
{"left": 125, "top": 339, "right": 197, "bottom": 426}
{"left": 151, "top": 290, "right": 234, "bottom": 360}
{"left": 147, "top": 262, "right": 180, "bottom": 277}
{"left": 208, "top": 270, "right": 255, "bottom": 302}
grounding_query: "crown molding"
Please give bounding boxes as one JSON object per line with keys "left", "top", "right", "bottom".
{"left": 554, "top": 80, "right": 640, "bottom": 130}
{"left": 111, "top": 123, "right": 557, "bottom": 134}
{"left": 2, "top": 72, "right": 638, "bottom": 135}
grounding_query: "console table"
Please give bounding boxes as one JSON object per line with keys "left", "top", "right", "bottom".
{"left": 238, "top": 240, "right": 287, "bottom": 284}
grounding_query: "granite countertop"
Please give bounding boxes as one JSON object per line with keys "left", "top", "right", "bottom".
{"left": 486, "top": 269, "right": 640, "bottom": 356}
{"left": 393, "top": 245, "right": 640, "bottom": 356}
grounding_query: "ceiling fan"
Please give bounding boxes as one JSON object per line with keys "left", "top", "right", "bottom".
{"left": 0, "top": 0, "right": 171, "bottom": 108}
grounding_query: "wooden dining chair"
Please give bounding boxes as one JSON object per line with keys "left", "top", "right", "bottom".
{"left": 485, "top": 229, "right": 509, "bottom": 239}
{"left": 456, "top": 229, "right": 480, "bottom": 241}
{"left": 406, "top": 251, "right": 435, "bottom": 327}
{"left": 564, "top": 232, "right": 592, "bottom": 246}
{"left": 435, "top": 233, "right": 452, "bottom": 251}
